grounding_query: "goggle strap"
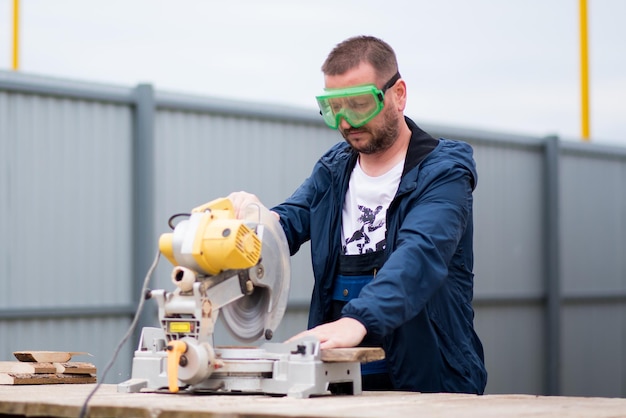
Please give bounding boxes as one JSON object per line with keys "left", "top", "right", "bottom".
{"left": 381, "top": 72, "right": 401, "bottom": 93}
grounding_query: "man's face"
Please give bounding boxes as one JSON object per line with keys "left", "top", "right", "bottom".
{"left": 324, "top": 63, "right": 400, "bottom": 155}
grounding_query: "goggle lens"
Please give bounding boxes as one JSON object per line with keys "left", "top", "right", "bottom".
{"left": 317, "top": 91, "right": 382, "bottom": 129}
{"left": 315, "top": 72, "right": 401, "bottom": 129}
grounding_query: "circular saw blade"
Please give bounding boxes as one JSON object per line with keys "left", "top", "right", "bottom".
{"left": 221, "top": 203, "right": 290, "bottom": 343}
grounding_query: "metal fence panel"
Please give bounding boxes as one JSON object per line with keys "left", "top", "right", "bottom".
{"left": 471, "top": 142, "right": 547, "bottom": 298}
{"left": 559, "top": 144, "right": 626, "bottom": 396}
{"left": 0, "top": 93, "right": 134, "bottom": 309}
{"left": 561, "top": 303, "right": 626, "bottom": 397}
{"left": 474, "top": 304, "right": 546, "bottom": 394}
{"left": 560, "top": 150, "right": 626, "bottom": 295}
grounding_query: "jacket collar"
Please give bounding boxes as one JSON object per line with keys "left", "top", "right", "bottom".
{"left": 402, "top": 117, "right": 439, "bottom": 176}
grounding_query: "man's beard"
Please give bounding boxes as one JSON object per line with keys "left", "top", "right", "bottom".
{"left": 340, "top": 107, "right": 400, "bottom": 155}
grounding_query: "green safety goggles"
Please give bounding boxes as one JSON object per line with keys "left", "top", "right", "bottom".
{"left": 316, "top": 72, "right": 400, "bottom": 129}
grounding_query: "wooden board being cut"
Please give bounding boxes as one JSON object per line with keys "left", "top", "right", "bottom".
{"left": 321, "top": 347, "right": 385, "bottom": 363}
{"left": 215, "top": 346, "right": 385, "bottom": 363}
{"left": 13, "top": 351, "right": 88, "bottom": 363}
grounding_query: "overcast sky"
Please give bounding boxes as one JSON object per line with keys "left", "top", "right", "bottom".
{"left": 1, "top": 0, "right": 624, "bottom": 145}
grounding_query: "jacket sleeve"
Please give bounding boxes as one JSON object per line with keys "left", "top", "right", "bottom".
{"left": 341, "top": 161, "right": 474, "bottom": 339}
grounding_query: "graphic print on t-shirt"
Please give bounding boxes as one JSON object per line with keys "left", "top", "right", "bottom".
{"left": 342, "top": 158, "right": 404, "bottom": 255}
{"left": 343, "top": 204, "right": 387, "bottom": 254}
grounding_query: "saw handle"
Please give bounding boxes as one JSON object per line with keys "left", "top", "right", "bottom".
{"left": 166, "top": 340, "right": 187, "bottom": 393}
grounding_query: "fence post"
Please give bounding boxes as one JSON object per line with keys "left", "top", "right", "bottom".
{"left": 132, "top": 84, "right": 157, "bottom": 340}
{"left": 544, "top": 135, "right": 561, "bottom": 395}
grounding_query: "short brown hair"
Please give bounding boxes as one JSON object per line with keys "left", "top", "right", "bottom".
{"left": 321, "top": 35, "right": 399, "bottom": 82}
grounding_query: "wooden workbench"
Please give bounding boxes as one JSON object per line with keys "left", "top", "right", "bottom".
{"left": 0, "top": 384, "right": 625, "bottom": 417}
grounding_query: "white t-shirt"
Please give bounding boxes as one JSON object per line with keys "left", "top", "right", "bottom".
{"left": 341, "top": 159, "right": 404, "bottom": 255}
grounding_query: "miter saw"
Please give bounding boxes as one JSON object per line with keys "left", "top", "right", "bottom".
{"left": 118, "top": 197, "right": 373, "bottom": 398}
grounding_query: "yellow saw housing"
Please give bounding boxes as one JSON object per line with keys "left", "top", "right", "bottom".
{"left": 159, "top": 198, "right": 262, "bottom": 275}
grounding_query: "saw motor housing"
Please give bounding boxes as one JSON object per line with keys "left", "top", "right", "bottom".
{"left": 159, "top": 198, "right": 262, "bottom": 276}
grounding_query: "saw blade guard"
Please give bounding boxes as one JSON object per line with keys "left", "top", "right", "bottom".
{"left": 221, "top": 202, "right": 291, "bottom": 343}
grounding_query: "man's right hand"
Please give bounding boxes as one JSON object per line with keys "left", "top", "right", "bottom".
{"left": 227, "top": 191, "right": 263, "bottom": 219}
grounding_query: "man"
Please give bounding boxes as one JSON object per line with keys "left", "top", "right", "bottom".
{"left": 229, "top": 35, "right": 487, "bottom": 394}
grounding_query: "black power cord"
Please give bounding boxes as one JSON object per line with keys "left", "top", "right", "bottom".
{"left": 78, "top": 249, "right": 161, "bottom": 418}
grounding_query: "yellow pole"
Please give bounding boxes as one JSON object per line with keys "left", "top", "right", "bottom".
{"left": 579, "top": 0, "right": 590, "bottom": 141}
{"left": 12, "top": 0, "right": 20, "bottom": 70}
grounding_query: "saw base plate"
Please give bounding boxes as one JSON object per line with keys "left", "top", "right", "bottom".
{"left": 118, "top": 327, "right": 363, "bottom": 398}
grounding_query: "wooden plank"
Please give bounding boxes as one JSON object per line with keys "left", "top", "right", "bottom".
{"left": 13, "top": 351, "right": 88, "bottom": 363}
{"left": 0, "top": 373, "right": 96, "bottom": 385}
{"left": 54, "top": 362, "right": 97, "bottom": 375}
{"left": 0, "top": 361, "right": 96, "bottom": 375}
{"left": 0, "top": 361, "right": 56, "bottom": 374}
{"left": 321, "top": 347, "right": 385, "bottom": 363}
{"left": 2, "top": 384, "right": 626, "bottom": 418}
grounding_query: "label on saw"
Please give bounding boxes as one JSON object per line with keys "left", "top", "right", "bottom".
{"left": 168, "top": 322, "right": 193, "bottom": 333}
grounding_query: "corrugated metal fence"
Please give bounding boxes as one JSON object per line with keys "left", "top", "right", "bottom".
{"left": 1, "top": 71, "right": 624, "bottom": 397}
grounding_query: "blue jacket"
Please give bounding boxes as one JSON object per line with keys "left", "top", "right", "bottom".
{"left": 272, "top": 117, "right": 487, "bottom": 394}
